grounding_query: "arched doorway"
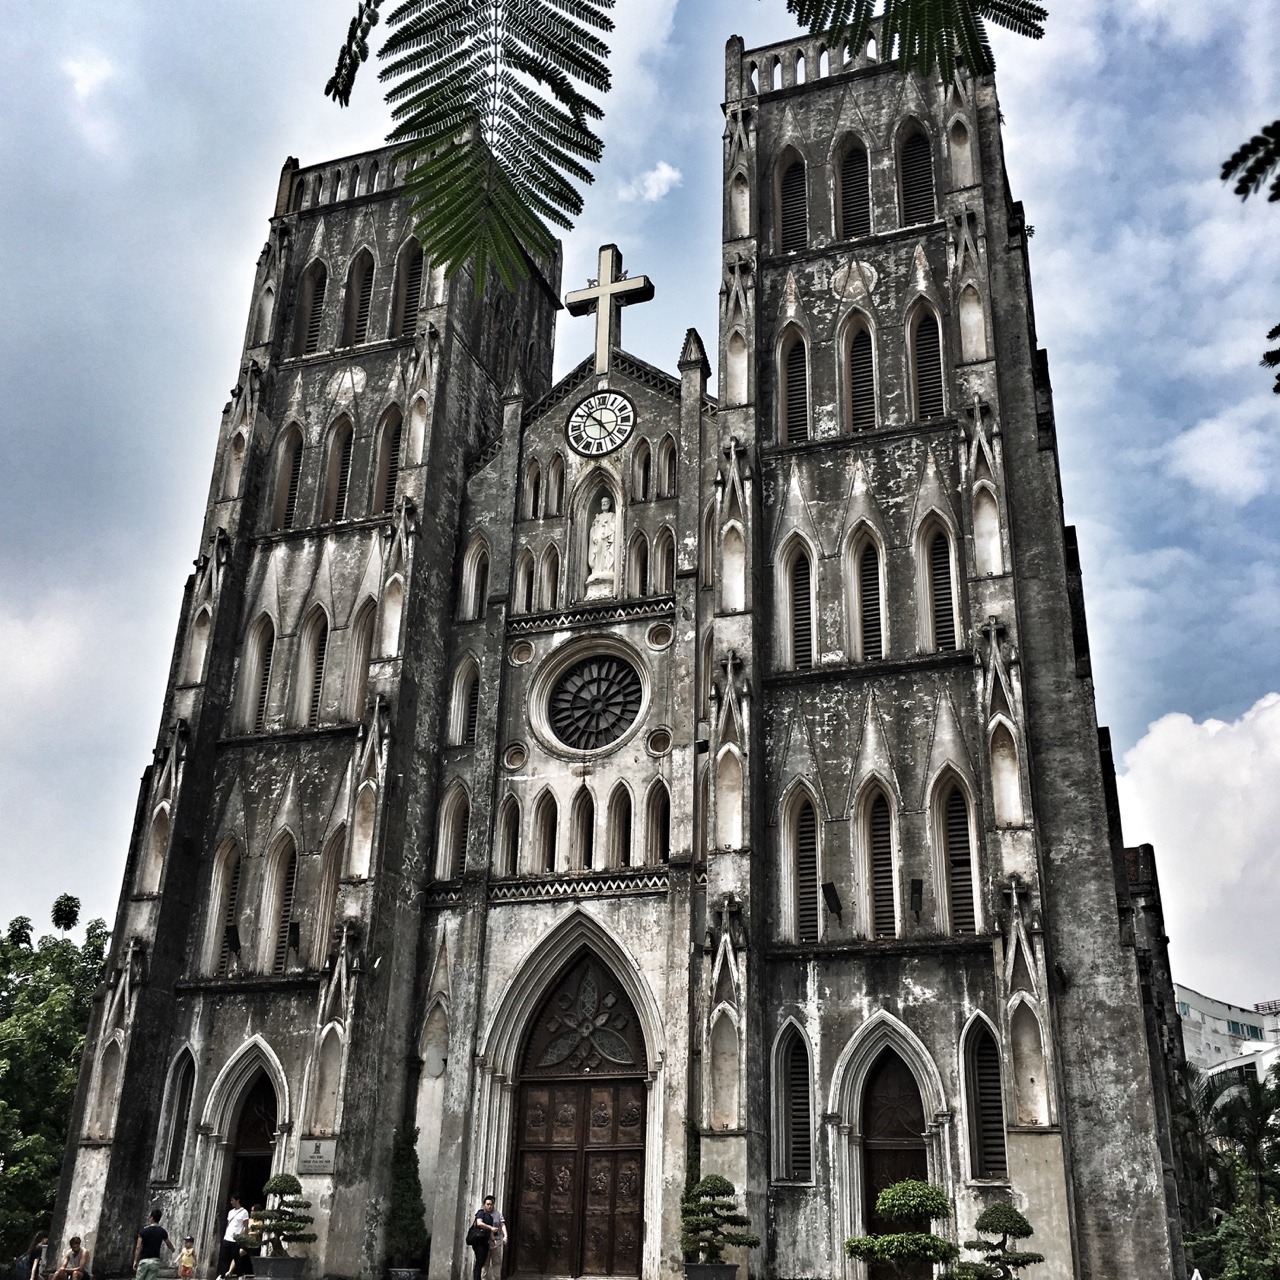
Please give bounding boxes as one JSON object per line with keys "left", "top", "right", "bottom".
{"left": 509, "top": 950, "right": 647, "bottom": 1278}
{"left": 861, "top": 1049, "right": 928, "bottom": 1280}
{"left": 227, "top": 1071, "right": 278, "bottom": 1214}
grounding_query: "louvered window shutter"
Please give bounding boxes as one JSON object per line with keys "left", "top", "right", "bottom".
{"left": 333, "top": 432, "right": 353, "bottom": 519}
{"left": 859, "top": 543, "right": 883, "bottom": 660}
{"left": 354, "top": 262, "right": 373, "bottom": 344}
{"left": 272, "top": 851, "right": 298, "bottom": 973}
{"left": 308, "top": 624, "right": 328, "bottom": 729}
{"left": 163, "top": 1060, "right": 194, "bottom": 1180}
{"left": 870, "top": 794, "right": 895, "bottom": 937}
{"left": 785, "top": 339, "right": 809, "bottom": 442}
{"left": 464, "top": 674, "right": 480, "bottom": 744}
{"left": 840, "top": 145, "right": 871, "bottom": 239}
{"left": 786, "top": 1036, "right": 813, "bottom": 1179}
{"left": 901, "top": 132, "right": 936, "bottom": 226}
{"left": 381, "top": 423, "right": 403, "bottom": 512}
{"left": 795, "top": 801, "right": 819, "bottom": 943}
{"left": 930, "top": 531, "right": 957, "bottom": 651}
{"left": 780, "top": 161, "right": 808, "bottom": 252}
{"left": 453, "top": 803, "right": 470, "bottom": 875}
{"left": 282, "top": 443, "right": 303, "bottom": 530}
{"left": 253, "top": 632, "right": 274, "bottom": 732}
{"left": 945, "top": 787, "right": 976, "bottom": 932}
{"left": 849, "top": 328, "right": 875, "bottom": 432}
{"left": 914, "top": 312, "right": 944, "bottom": 420}
{"left": 400, "top": 250, "right": 424, "bottom": 336}
{"left": 790, "top": 552, "right": 813, "bottom": 669}
{"left": 304, "top": 273, "right": 326, "bottom": 354}
{"left": 970, "top": 1027, "right": 1008, "bottom": 1178}
{"left": 541, "top": 806, "right": 557, "bottom": 870}
{"left": 216, "top": 857, "right": 241, "bottom": 976}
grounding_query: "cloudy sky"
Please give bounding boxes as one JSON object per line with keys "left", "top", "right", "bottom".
{"left": 2, "top": 1, "right": 1277, "bottom": 1004}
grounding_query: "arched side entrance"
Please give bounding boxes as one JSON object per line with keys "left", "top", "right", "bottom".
{"left": 227, "top": 1070, "right": 279, "bottom": 1212}
{"left": 861, "top": 1050, "right": 928, "bottom": 1280}
{"left": 509, "top": 949, "right": 647, "bottom": 1278}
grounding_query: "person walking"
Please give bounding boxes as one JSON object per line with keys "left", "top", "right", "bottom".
{"left": 467, "top": 1197, "right": 498, "bottom": 1280}
{"left": 131, "top": 1211, "right": 173, "bottom": 1280}
{"left": 482, "top": 1198, "right": 507, "bottom": 1280}
{"left": 15, "top": 1232, "right": 48, "bottom": 1280}
{"left": 217, "top": 1196, "right": 249, "bottom": 1278}
{"left": 50, "top": 1237, "right": 91, "bottom": 1280}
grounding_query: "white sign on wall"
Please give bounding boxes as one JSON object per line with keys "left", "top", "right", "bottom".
{"left": 297, "top": 1137, "right": 336, "bottom": 1175}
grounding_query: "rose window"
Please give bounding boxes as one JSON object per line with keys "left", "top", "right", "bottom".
{"left": 548, "top": 655, "right": 643, "bottom": 751}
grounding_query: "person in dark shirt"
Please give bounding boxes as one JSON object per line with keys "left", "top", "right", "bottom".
{"left": 469, "top": 1198, "right": 499, "bottom": 1280}
{"left": 132, "top": 1211, "right": 173, "bottom": 1280}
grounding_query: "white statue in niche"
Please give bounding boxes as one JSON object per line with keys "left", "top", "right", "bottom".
{"left": 585, "top": 497, "right": 616, "bottom": 599}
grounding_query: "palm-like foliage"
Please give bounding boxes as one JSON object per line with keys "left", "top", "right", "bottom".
{"left": 785, "top": 0, "right": 1046, "bottom": 82}
{"left": 329, "top": 0, "right": 613, "bottom": 287}
{"left": 1205, "top": 1063, "right": 1280, "bottom": 1200}
{"left": 1222, "top": 117, "right": 1280, "bottom": 392}
{"left": 328, "top": 0, "right": 1046, "bottom": 286}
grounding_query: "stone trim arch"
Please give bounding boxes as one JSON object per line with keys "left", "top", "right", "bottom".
{"left": 199, "top": 1034, "right": 292, "bottom": 1136}
{"left": 152, "top": 1044, "right": 198, "bottom": 1182}
{"left": 842, "top": 519, "right": 887, "bottom": 661}
{"left": 770, "top": 1016, "right": 816, "bottom": 1183}
{"left": 957, "top": 1009, "right": 1008, "bottom": 1183}
{"left": 926, "top": 764, "right": 981, "bottom": 934}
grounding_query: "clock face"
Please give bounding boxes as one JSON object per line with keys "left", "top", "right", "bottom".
{"left": 566, "top": 392, "right": 636, "bottom": 457}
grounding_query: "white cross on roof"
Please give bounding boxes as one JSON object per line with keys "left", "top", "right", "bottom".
{"left": 564, "top": 244, "right": 655, "bottom": 376}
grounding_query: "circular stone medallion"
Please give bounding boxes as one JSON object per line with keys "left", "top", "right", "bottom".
{"left": 549, "top": 654, "right": 643, "bottom": 751}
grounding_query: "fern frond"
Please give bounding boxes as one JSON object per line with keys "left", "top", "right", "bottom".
{"left": 326, "top": 0, "right": 384, "bottom": 107}
{"left": 1222, "top": 119, "right": 1280, "bottom": 202}
{"left": 1264, "top": 321, "right": 1280, "bottom": 394}
{"left": 787, "top": 0, "right": 1044, "bottom": 78}
{"left": 371, "top": 0, "right": 612, "bottom": 288}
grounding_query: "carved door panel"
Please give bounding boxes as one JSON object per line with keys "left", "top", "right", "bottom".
{"left": 512, "top": 1080, "right": 644, "bottom": 1277}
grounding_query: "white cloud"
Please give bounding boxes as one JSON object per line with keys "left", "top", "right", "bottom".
{"left": 61, "top": 51, "right": 119, "bottom": 155}
{"left": 62, "top": 52, "right": 114, "bottom": 102}
{"left": 1166, "top": 395, "right": 1278, "bottom": 504}
{"left": 1117, "top": 693, "right": 1280, "bottom": 1006}
{"left": 0, "top": 594, "right": 89, "bottom": 723}
{"left": 618, "top": 160, "right": 683, "bottom": 203}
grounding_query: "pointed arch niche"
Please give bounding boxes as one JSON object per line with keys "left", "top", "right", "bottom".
{"left": 568, "top": 469, "right": 623, "bottom": 602}
{"left": 415, "top": 998, "right": 451, "bottom": 1215}
{"left": 472, "top": 914, "right": 666, "bottom": 1280}
{"left": 708, "top": 1008, "right": 741, "bottom": 1130}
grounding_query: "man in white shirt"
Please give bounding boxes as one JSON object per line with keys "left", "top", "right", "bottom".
{"left": 218, "top": 1197, "right": 249, "bottom": 1278}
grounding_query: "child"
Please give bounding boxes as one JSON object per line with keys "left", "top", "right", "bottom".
{"left": 177, "top": 1237, "right": 196, "bottom": 1279}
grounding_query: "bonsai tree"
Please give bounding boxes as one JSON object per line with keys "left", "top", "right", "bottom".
{"left": 386, "top": 1125, "right": 430, "bottom": 1269}
{"left": 248, "top": 1174, "right": 317, "bottom": 1256}
{"left": 844, "top": 1179, "right": 961, "bottom": 1276}
{"left": 681, "top": 1174, "right": 761, "bottom": 1264}
{"left": 958, "top": 1202, "right": 1045, "bottom": 1278}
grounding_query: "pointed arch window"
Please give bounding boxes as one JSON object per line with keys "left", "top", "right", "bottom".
{"left": 461, "top": 539, "right": 490, "bottom": 620}
{"left": 608, "top": 786, "right": 632, "bottom": 868}
{"left": 702, "top": 505, "right": 716, "bottom": 588}
{"left": 299, "top": 610, "right": 329, "bottom": 728}
{"left": 533, "top": 791, "right": 558, "bottom": 872}
{"left": 781, "top": 331, "right": 809, "bottom": 443}
{"left": 513, "top": 550, "right": 535, "bottom": 615}
{"left": 311, "top": 1027, "right": 343, "bottom": 1136}
{"left": 657, "top": 436, "right": 677, "bottom": 497}
{"left": 497, "top": 796, "right": 520, "bottom": 875}
{"left": 245, "top": 616, "right": 275, "bottom": 732}
{"left": 313, "top": 827, "right": 343, "bottom": 967}
{"left": 324, "top": 420, "right": 355, "bottom": 521}
{"left": 572, "top": 788, "right": 596, "bottom": 870}
{"left": 342, "top": 250, "right": 375, "bottom": 346}
{"left": 392, "top": 240, "right": 425, "bottom": 338}
{"left": 966, "top": 1021, "right": 1007, "bottom": 1178}
{"left": 346, "top": 600, "right": 376, "bottom": 720}
{"left": 974, "top": 485, "right": 1002, "bottom": 576}
{"left": 792, "top": 796, "right": 819, "bottom": 943}
{"left": 375, "top": 410, "right": 404, "bottom": 514}
{"left": 990, "top": 723, "right": 1024, "bottom": 826}
{"left": 186, "top": 606, "right": 212, "bottom": 684}
{"left": 900, "top": 128, "right": 936, "bottom": 226}
{"left": 850, "top": 534, "right": 883, "bottom": 661}
{"left": 942, "top": 782, "right": 976, "bottom": 933}
{"left": 715, "top": 747, "right": 744, "bottom": 850}
{"left": 159, "top": 1051, "right": 195, "bottom": 1181}
{"left": 271, "top": 840, "right": 299, "bottom": 974}
{"left": 524, "top": 460, "right": 542, "bottom": 519}
{"left": 848, "top": 325, "right": 876, "bottom": 432}
{"left": 223, "top": 430, "right": 247, "bottom": 499}
{"left": 295, "top": 262, "right": 328, "bottom": 356}
{"left": 450, "top": 659, "right": 480, "bottom": 746}
{"left": 779, "top": 156, "right": 808, "bottom": 252}
{"left": 633, "top": 440, "right": 652, "bottom": 502}
{"left": 782, "top": 540, "right": 815, "bottom": 670}
{"left": 774, "top": 1027, "right": 813, "bottom": 1181}
{"left": 912, "top": 307, "right": 945, "bottom": 421}
{"left": 959, "top": 285, "right": 987, "bottom": 361}
{"left": 867, "top": 790, "right": 896, "bottom": 938}
{"left": 949, "top": 119, "right": 974, "bottom": 187}
{"left": 925, "top": 525, "right": 958, "bottom": 652}
{"left": 647, "top": 781, "right": 671, "bottom": 864}
{"left": 253, "top": 286, "right": 276, "bottom": 346}
{"left": 212, "top": 843, "right": 242, "bottom": 976}
{"left": 627, "top": 534, "right": 649, "bottom": 598}
{"left": 272, "top": 428, "right": 304, "bottom": 531}
{"left": 539, "top": 545, "right": 561, "bottom": 610}
{"left": 436, "top": 785, "right": 470, "bottom": 879}
{"left": 839, "top": 140, "right": 871, "bottom": 239}
{"left": 546, "top": 454, "right": 565, "bottom": 516}
{"left": 653, "top": 529, "right": 675, "bottom": 595}
{"left": 350, "top": 783, "right": 377, "bottom": 879}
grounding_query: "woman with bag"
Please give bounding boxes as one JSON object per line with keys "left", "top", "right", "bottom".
{"left": 466, "top": 1197, "right": 498, "bottom": 1280}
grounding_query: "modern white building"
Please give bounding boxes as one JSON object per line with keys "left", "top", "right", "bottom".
{"left": 1176, "top": 985, "right": 1280, "bottom": 1079}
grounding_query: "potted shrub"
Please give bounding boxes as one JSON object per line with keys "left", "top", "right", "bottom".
{"left": 386, "top": 1125, "right": 430, "bottom": 1280}
{"left": 844, "top": 1179, "right": 960, "bottom": 1276}
{"left": 681, "top": 1174, "right": 760, "bottom": 1280}
{"left": 248, "top": 1173, "right": 316, "bottom": 1280}
{"left": 958, "top": 1202, "right": 1045, "bottom": 1278}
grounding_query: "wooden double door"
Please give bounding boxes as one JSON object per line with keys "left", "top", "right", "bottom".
{"left": 509, "top": 1077, "right": 645, "bottom": 1278}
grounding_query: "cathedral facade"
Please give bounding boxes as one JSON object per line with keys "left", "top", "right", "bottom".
{"left": 53, "top": 23, "right": 1187, "bottom": 1280}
